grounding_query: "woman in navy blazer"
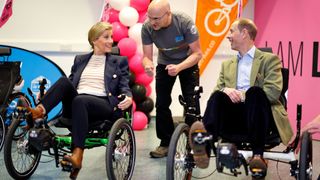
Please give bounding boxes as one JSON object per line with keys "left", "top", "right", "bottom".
{"left": 27, "top": 22, "right": 132, "bottom": 179}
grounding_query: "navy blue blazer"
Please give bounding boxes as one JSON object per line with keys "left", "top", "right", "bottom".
{"left": 68, "top": 52, "right": 132, "bottom": 108}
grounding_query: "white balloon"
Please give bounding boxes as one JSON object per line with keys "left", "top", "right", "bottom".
{"left": 109, "top": 0, "right": 130, "bottom": 11}
{"left": 119, "top": 7, "right": 139, "bottom": 27}
{"left": 129, "top": 23, "right": 143, "bottom": 44}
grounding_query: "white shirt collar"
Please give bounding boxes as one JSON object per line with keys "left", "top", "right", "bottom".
{"left": 237, "top": 46, "right": 256, "bottom": 60}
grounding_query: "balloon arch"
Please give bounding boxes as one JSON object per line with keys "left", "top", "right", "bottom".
{"left": 102, "top": 0, "right": 153, "bottom": 131}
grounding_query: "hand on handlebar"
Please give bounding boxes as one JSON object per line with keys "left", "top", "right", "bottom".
{"left": 117, "top": 94, "right": 133, "bottom": 110}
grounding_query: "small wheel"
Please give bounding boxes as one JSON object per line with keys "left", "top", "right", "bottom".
{"left": 0, "top": 115, "right": 5, "bottom": 151}
{"left": 166, "top": 123, "right": 193, "bottom": 180}
{"left": 106, "top": 118, "right": 136, "bottom": 180}
{"left": 298, "top": 131, "right": 313, "bottom": 180}
{"left": 4, "top": 114, "right": 41, "bottom": 179}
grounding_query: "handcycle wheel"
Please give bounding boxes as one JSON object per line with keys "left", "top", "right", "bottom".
{"left": 4, "top": 114, "right": 41, "bottom": 179}
{"left": 6, "top": 92, "right": 32, "bottom": 139}
{"left": 167, "top": 123, "right": 193, "bottom": 180}
{"left": 106, "top": 118, "right": 136, "bottom": 180}
{"left": 0, "top": 115, "right": 5, "bottom": 151}
{"left": 298, "top": 131, "right": 313, "bottom": 180}
{"left": 0, "top": 92, "right": 31, "bottom": 151}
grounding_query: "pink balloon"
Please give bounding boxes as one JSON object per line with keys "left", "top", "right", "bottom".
{"left": 132, "top": 111, "right": 148, "bottom": 130}
{"left": 118, "top": 37, "right": 137, "bottom": 57}
{"left": 135, "top": 72, "right": 153, "bottom": 86}
{"left": 108, "top": 8, "right": 120, "bottom": 23}
{"left": 138, "top": 10, "right": 147, "bottom": 23}
{"left": 130, "top": 0, "right": 150, "bottom": 12}
{"left": 112, "top": 22, "right": 128, "bottom": 42}
{"left": 129, "top": 53, "right": 144, "bottom": 74}
{"left": 145, "top": 84, "right": 152, "bottom": 97}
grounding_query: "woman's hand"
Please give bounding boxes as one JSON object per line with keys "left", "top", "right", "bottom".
{"left": 117, "top": 95, "right": 133, "bottom": 110}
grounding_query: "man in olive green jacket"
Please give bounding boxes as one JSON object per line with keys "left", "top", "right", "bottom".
{"left": 214, "top": 48, "right": 293, "bottom": 145}
{"left": 189, "top": 18, "right": 293, "bottom": 176}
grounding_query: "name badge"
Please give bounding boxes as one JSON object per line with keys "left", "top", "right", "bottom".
{"left": 175, "top": 35, "right": 184, "bottom": 42}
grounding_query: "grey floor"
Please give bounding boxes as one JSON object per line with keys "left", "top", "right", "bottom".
{"left": 0, "top": 119, "right": 319, "bottom": 180}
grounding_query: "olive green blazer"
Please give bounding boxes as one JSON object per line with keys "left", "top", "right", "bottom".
{"left": 214, "top": 48, "right": 293, "bottom": 145}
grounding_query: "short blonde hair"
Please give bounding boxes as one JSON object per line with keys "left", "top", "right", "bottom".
{"left": 88, "top": 22, "right": 112, "bottom": 49}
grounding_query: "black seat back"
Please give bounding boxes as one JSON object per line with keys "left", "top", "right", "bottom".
{"left": 0, "top": 62, "right": 21, "bottom": 110}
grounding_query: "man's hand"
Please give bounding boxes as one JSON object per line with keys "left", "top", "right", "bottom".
{"left": 165, "top": 64, "right": 181, "bottom": 76}
{"left": 302, "top": 115, "right": 320, "bottom": 134}
{"left": 117, "top": 95, "right": 133, "bottom": 110}
{"left": 143, "top": 59, "right": 154, "bottom": 77}
{"left": 290, "top": 114, "right": 320, "bottom": 153}
{"left": 222, "top": 87, "right": 244, "bottom": 103}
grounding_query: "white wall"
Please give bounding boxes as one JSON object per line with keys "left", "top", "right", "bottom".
{"left": 0, "top": 0, "right": 103, "bottom": 51}
{"left": 0, "top": 0, "right": 254, "bottom": 117}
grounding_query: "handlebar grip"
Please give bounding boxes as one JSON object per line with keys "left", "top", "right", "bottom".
{"left": 297, "top": 104, "right": 302, "bottom": 121}
{"left": 118, "top": 94, "right": 126, "bottom": 101}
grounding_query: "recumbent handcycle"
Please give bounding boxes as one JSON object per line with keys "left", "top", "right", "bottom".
{"left": 166, "top": 85, "right": 312, "bottom": 180}
{"left": 3, "top": 79, "right": 136, "bottom": 180}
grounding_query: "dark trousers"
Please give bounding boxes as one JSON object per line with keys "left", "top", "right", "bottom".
{"left": 203, "top": 86, "right": 274, "bottom": 156}
{"left": 41, "top": 77, "right": 113, "bottom": 148}
{"left": 155, "top": 64, "right": 199, "bottom": 146}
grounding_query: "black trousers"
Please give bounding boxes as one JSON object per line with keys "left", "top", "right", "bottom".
{"left": 155, "top": 64, "right": 199, "bottom": 146}
{"left": 41, "top": 77, "right": 113, "bottom": 148}
{"left": 203, "top": 86, "right": 274, "bottom": 156}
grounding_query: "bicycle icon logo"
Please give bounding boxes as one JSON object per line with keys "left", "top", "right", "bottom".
{"left": 204, "top": 0, "right": 240, "bottom": 37}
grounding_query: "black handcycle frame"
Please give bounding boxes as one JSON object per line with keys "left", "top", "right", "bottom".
{"left": 166, "top": 86, "right": 313, "bottom": 180}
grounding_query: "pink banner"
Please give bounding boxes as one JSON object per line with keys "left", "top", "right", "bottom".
{"left": 100, "top": 0, "right": 111, "bottom": 22}
{"left": 255, "top": 0, "right": 320, "bottom": 139}
{"left": 0, "top": 0, "right": 13, "bottom": 28}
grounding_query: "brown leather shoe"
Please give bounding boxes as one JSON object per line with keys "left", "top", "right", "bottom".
{"left": 27, "top": 106, "right": 45, "bottom": 120}
{"left": 249, "top": 155, "right": 268, "bottom": 178}
{"left": 150, "top": 146, "right": 168, "bottom": 158}
{"left": 189, "top": 121, "right": 209, "bottom": 169}
{"left": 61, "top": 147, "right": 84, "bottom": 179}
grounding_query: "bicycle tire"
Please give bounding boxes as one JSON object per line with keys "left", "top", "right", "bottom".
{"left": 298, "top": 131, "right": 312, "bottom": 180}
{"left": 4, "top": 114, "right": 41, "bottom": 179}
{"left": 0, "top": 92, "right": 31, "bottom": 151}
{"left": 106, "top": 118, "right": 136, "bottom": 180}
{"left": 166, "top": 123, "right": 193, "bottom": 180}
